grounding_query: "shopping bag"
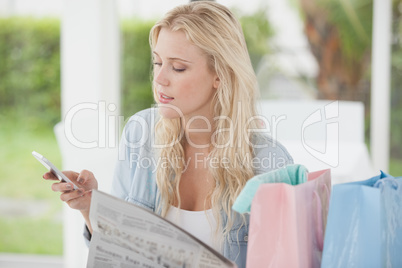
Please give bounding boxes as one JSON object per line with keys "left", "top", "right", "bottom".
{"left": 234, "top": 165, "right": 331, "bottom": 268}
{"left": 233, "top": 164, "right": 309, "bottom": 214}
{"left": 321, "top": 171, "right": 402, "bottom": 268}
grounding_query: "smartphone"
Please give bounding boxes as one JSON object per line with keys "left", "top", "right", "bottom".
{"left": 32, "top": 151, "right": 79, "bottom": 190}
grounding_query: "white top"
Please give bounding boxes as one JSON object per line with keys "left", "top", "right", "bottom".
{"left": 165, "top": 206, "right": 221, "bottom": 253}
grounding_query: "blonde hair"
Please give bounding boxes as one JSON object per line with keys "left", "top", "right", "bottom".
{"left": 150, "top": 1, "right": 259, "bottom": 244}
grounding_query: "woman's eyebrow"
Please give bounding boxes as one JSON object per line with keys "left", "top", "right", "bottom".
{"left": 152, "top": 51, "right": 193, "bottom": 63}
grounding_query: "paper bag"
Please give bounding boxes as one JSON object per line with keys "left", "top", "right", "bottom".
{"left": 244, "top": 168, "right": 331, "bottom": 268}
{"left": 321, "top": 171, "right": 402, "bottom": 267}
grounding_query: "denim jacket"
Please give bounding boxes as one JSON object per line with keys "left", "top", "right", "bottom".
{"left": 102, "top": 108, "right": 293, "bottom": 267}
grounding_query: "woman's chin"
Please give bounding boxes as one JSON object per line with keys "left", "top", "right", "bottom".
{"left": 158, "top": 105, "right": 183, "bottom": 119}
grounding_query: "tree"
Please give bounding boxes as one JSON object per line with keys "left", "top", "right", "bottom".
{"left": 298, "top": 0, "right": 372, "bottom": 101}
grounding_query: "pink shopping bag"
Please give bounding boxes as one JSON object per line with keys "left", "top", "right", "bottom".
{"left": 246, "top": 169, "right": 331, "bottom": 268}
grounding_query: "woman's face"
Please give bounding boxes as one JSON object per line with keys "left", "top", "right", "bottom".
{"left": 153, "top": 27, "right": 219, "bottom": 120}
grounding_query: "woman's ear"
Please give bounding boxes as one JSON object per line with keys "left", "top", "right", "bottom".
{"left": 213, "top": 75, "right": 220, "bottom": 89}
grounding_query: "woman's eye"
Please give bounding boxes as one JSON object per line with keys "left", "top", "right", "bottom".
{"left": 153, "top": 61, "right": 185, "bottom": 72}
{"left": 173, "top": 67, "right": 186, "bottom": 72}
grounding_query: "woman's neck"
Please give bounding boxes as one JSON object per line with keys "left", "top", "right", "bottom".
{"left": 182, "top": 115, "right": 215, "bottom": 149}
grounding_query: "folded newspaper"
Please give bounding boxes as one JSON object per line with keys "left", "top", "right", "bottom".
{"left": 87, "top": 190, "right": 237, "bottom": 268}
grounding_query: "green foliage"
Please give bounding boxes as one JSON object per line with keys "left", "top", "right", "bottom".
{"left": 121, "top": 19, "right": 155, "bottom": 118}
{"left": 390, "top": 158, "right": 402, "bottom": 175}
{"left": 390, "top": 0, "right": 402, "bottom": 159}
{"left": 0, "top": 17, "right": 61, "bottom": 127}
{"left": 239, "top": 9, "right": 274, "bottom": 69}
{"left": 316, "top": 0, "right": 373, "bottom": 63}
{"left": 0, "top": 17, "right": 157, "bottom": 124}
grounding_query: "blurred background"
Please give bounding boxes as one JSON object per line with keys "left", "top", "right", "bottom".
{"left": 0, "top": 0, "right": 401, "bottom": 266}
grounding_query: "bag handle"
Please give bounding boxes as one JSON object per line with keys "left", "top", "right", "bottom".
{"left": 374, "top": 177, "right": 398, "bottom": 190}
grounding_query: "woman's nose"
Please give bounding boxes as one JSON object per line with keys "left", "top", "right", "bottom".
{"left": 154, "top": 65, "right": 169, "bottom": 86}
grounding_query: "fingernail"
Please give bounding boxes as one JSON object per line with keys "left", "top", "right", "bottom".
{"left": 77, "top": 178, "right": 84, "bottom": 184}
{"left": 66, "top": 184, "right": 72, "bottom": 190}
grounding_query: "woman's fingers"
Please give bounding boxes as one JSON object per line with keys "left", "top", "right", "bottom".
{"left": 63, "top": 190, "right": 92, "bottom": 210}
{"left": 51, "top": 182, "right": 76, "bottom": 192}
{"left": 43, "top": 170, "right": 79, "bottom": 182}
{"left": 42, "top": 169, "right": 95, "bottom": 212}
{"left": 60, "top": 188, "right": 86, "bottom": 202}
{"left": 76, "top": 170, "right": 93, "bottom": 184}
{"left": 76, "top": 169, "right": 98, "bottom": 190}
{"left": 43, "top": 171, "right": 58, "bottom": 181}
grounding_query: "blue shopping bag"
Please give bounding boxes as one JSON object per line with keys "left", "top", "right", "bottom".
{"left": 321, "top": 171, "right": 402, "bottom": 267}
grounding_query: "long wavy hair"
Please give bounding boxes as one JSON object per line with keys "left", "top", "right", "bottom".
{"left": 150, "top": 1, "right": 260, "bottom": 245}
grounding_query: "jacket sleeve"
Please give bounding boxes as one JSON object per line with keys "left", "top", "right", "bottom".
{"left": 252, "top": 134, "right": 294, "bottom": 175}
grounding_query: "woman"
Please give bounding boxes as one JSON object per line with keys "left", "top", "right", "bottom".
{"left": 44, "top": 2, "right": 293, "bottom": 267}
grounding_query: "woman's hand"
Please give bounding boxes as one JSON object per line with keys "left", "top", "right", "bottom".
{"left": 43, "top": 169, "right": 98, "bottom": 233}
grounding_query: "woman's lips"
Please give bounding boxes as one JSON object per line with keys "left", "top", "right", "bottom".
{"left": 158, "top": 92, "right": 174, "bottom": 104}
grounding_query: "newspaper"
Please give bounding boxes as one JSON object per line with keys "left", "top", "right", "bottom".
{"left": 87, "top": 190, "right": 237, "bottom": 268}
